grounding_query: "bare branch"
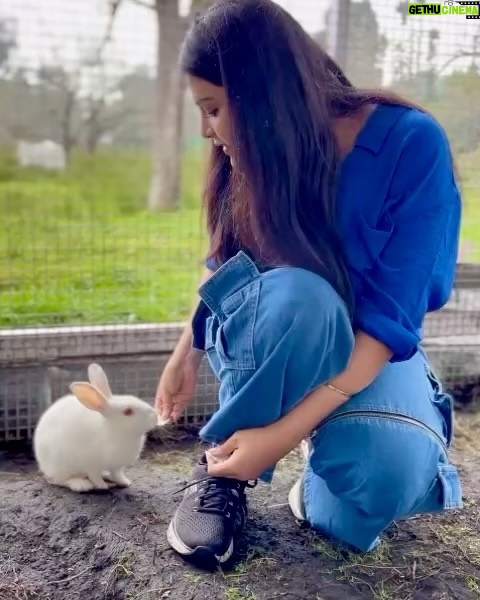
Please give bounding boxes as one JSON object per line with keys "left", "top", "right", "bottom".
{"left": 438, "top": 51, "right": 480, "bottom": 75}
{"left": 97, "top": 0, "right": 124, "bottom": 58}
{"left": 96, "top": 106, "right": 134, "bottom": 132}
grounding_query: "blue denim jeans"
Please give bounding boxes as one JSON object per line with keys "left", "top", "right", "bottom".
{"left": 192, "top": 251, "right": 463, "bottom": 552}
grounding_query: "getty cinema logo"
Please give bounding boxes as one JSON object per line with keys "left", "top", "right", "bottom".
{"left": 408, "top": 1, "right": 480, "bottom": 17}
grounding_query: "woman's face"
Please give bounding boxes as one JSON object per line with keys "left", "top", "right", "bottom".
{"left": 189, "top": 76, "right": 235, "bottom": 167}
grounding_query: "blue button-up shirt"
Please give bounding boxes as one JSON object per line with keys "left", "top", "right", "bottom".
{"left": 206, "top": 104, "right": 462, "bottom": 362}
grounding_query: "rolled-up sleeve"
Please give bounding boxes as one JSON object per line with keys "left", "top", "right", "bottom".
{"left": 354, "top": 113, "right": 461, "bottom": 362}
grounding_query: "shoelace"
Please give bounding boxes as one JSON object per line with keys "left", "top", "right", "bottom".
{"left": 173, "top": 476, "right": 257, "bottom": 515}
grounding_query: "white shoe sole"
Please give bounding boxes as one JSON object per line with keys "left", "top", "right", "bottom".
{"left": 166, "top": 519, "right": 234, "bottom": 565}
{"left": 288, "top": 477, "right": 307, "bottom": 521}
{"left": 287, "top": 439, "right": 312, "bottom": 521}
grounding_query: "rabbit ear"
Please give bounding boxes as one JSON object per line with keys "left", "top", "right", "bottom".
{"left": 87, "top": 363, "right": 112, "bottom": 399}
{"left": 69, "top": 382, "right": 109, "bottom": 412}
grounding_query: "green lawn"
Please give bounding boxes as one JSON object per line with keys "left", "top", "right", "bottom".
{"left": 460, "top": 188, "right": 480, "bottom": 260}
{"left": 458, "top": 149, "right": 480, "bottom": 260}
{"left": 460, "top": 176, "right": 480, "bottom": 263}
{"left": 0, "top": 146, "right": 479, "bottom": 327}
{"left": 0, "top": 148, "right": 208, "bottom": 326}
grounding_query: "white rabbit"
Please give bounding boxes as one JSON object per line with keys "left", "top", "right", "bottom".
{"left": 33, "top": 363, "right": 162, "bottom": 493}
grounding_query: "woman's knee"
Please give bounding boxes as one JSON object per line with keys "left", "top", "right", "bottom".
{"left": 204, "top": 263, "right": 354, "bottom": 376}
{"left": 254, "top": 267, "right": 355, "bottom": 372}
{"left": 201, "top": 265, "right": 355, "bottom": 442}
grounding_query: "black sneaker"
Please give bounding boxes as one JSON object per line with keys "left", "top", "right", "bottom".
{"left": 166, "top": 454, "right": 257, "bottom": 570}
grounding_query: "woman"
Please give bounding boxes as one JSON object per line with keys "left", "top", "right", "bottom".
{"left": 155, "top": 0, "right": 463, "bottom": 571}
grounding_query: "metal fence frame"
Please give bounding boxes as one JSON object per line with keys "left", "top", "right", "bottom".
{"left": 1, "top": 0, "right": 480, "bottom": 442}
{"left": 2, "top": 260, "right": 480, "bottom": 442}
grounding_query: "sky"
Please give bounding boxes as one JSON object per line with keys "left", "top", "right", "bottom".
{"left": 0, "top": 0, "right": 478, "bottom": 85}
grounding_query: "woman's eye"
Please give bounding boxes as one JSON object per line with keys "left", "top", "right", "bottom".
{"left": 206, "top": 109, "right": 219, "bottom": 118}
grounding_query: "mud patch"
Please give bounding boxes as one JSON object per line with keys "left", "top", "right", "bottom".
{"left": 0, "top": 415, "right": 479, "bottom": 600}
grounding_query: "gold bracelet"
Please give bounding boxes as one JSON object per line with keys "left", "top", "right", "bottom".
{"left": 324, "top": 382, "right": 351, "bottom": 398}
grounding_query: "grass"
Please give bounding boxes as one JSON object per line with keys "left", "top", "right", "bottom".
{"left": 216, "top": 496, "right": 480, "bottom": 600}
{"left": 224, "top": 588, "right": 257, "bottom": 600}
{"left": 458, "top": 148, "right": 480, "bottom": 261}
{"left": 0, "top": 146, "right": 209, "bottom": 326}
{"left": 307, "top": 440, "right": 480, "bottom": 600}
{"left": 1, "top": 411, "right": 478, "bottom": 600}
{"left": 103, "top": 550, "right": 135, "bottom": 597}
{"left": 170, "top": 411, "right": 479, "bottom": 600}
{"left": 0, "top": 144, "right": 479, "bottom": 327}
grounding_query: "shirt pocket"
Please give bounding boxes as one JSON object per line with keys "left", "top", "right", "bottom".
{"left": 346, "top": 211, "right": 394, "bottom": 274}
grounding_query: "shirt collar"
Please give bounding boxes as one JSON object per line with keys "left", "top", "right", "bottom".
{"left": 354, "top": 103, "right": 410, "bottom": 155}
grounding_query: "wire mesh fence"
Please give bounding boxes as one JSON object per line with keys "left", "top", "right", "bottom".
{"left": 0, "top": 0, "right": 479, "bottom": 441}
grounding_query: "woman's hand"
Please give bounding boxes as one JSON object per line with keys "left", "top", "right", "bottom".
{"left": 205, "top": 424, "right": 296, "bottom": 481}
{"left": 205, "top": 332, "right": 393, "bottom": 480}
{"left": 155, "top": 350, "right": 202, "bottom": 422}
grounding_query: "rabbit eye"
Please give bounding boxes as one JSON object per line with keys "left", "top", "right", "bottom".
{"left": 123, "top": 408, "right": 133, "bottom": 416}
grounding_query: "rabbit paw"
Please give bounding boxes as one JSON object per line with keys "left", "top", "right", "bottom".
{"left": 108, "top": 469, "right": 132, "bottom": 488}
{"left": 65, "top": 477, "right": 95, "bottom": 493}
{"left": 102, "top": 471, "right": 122, "bottom": 488}
{"left": 87, "top": 473, "right": 111, "bottom": 490}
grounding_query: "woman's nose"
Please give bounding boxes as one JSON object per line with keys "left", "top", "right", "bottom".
{"left": 201, "top": 119, "right": 214, "bottom": 139}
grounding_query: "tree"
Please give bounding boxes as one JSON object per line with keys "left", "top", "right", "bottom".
{"left": 107, "top": 68, "right": 155, "bottom": 149}
{"left": 345, "top": 1, "right": 387, "bottom": 87}
{"left": 391, "top": 1, "right": 480, "bottom": 154}
{"left": 0, "top": 18, "right": 16, "bottom": 77}
{"left": 427, "top": 67, "right": 480, "bottom": 155}
{"left": 81, "top": 0, "right": 127, "bottom": 154}
{"left": 19, "top": 3, "right": 128, "bottom": 161}
{"left": 147, "top": 0, "right": 190, "bottom": 211}
{"left": 35, "top": 64, "right": 81, "bottom": 162}
{"left": 391, "top": 1, "right": 441, "bottom": 102}
{"left": 0, "top": 19, "right": 18, "bottom": 144}
{"left": 34, "top": 56, "right": 128, "bottom": 161}
{"left": 392, "top": 0, "right": 480, "bottom": 106}
{"left": 112, "top": 0, "right": 209, "bottom": 211}
{"left": 81, "top": 59, "right": 131, "bottom": 154}
{"left": 313, "top": 0, "right": 387, "bottom": 88}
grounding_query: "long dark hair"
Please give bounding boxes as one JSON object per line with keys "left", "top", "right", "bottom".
{"left": 180, "top": 0, "right": 420, "bottom": 311}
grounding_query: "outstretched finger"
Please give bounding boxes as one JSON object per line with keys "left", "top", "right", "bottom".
{"left": 170, "top": 391, "right": 193, "bottom": 422}
{"left": 157, "top": 389, "right": 172, "bottom": 421}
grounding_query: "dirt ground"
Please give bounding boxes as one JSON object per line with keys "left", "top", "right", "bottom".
{"left": 1, "top": 414, "right": 479, "bottom": 600}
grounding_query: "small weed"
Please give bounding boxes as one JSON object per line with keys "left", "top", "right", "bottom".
{"left": 125, "top": 587, "right": 172, "bottom": 600}
{"left": 221, "top": 545, "right": 275, "bottom": 581}
{"left": 224, "top": 587, "right": 256, "bottom": 600}
{"left": 103, "top": 550, "right": 135, "bottom": 596}
{"left": 184, "top": 572, "right": 204, "bottom": 584}
{"left": 310, "top": 536, "right": 343, "bottom": 561}
{"left": 114, "top": 551, "right": 134, "bottom": 578}
{"left": 467, "top": 577, "right": 480, "bottom": 594}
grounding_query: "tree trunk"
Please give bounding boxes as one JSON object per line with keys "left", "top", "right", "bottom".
{"left": 62, "top": 92, "right": 75, "bottom": 165}
{"left": 147, "top": 0, "right": 187, "bottom": 211}
{"left": 86, "top": 122, "right": 100, "bottom": 154}
{"left": 85, "top": 101, "right": 103, "bottom": 155}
